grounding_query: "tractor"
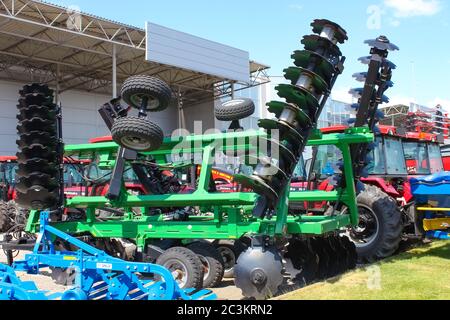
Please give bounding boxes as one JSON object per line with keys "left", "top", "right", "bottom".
{"left": 6, "top": 20, "right": 400, "bottom": 299}
{"left": 296, "top": 123, "right": 445, "bottom": 263}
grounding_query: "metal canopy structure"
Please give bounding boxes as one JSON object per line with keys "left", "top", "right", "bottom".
{"left": 379, "top": 104, "right": 410, "bottom": 127}
{"left": 0, "top": 0, "right": 270, "bottom": 105}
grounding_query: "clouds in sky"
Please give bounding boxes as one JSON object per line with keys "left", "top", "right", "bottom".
{"left": 384, "top": 0, "right": 442, "bottom": 18}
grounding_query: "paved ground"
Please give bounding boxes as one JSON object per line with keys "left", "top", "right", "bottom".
{"left": 0, "top": 249, "right": 244, "bottom": 300}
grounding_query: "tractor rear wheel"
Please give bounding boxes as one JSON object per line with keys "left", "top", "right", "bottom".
{"left": 349, "top": 185, "right": 402, "bottom": 263}
{"left": 187, "top": 242, "right": 225, "bottom": 288}
{"left": 111, "top": 116, "right": 163, "bottom": 152}
{"left": 156, "top": 246, "right": 204, "bottom": 290}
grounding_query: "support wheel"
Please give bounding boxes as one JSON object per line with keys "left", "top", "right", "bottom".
{"left": 350, "top": 185, "right": 402, "bottom": 263}
{"left": 121, "top": 75, "right": 172, "bottom": 112}
{"left": 187, "top": 242, "right": 225, "bottom": 288}
{"left": 215, "top": 98, "right": 255, "bottom": 121}
{"left": 111, "top": 116, "right": 164, "bottom": 152}
{"left": 156, "top": 246, "right": 204, "bottom": 290}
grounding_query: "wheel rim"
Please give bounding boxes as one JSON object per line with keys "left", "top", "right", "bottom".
{"left": 120, "top": 136, "right": 151, "bottom": 151}
{"left": 348, "top": 205, "right": 380, "bottom": 248}
{"left": 164, "top": 259, "right": 189, "bottom": 288}
{"left": 131, "top": 93, "right": 160, "bottom": 110}
{"left": 218, "top": 246, "right": 236, "bottom": 273}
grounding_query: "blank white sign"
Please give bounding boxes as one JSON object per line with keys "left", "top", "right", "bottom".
{"left": 145, "top": 22, "right": 250, "bottom": 83}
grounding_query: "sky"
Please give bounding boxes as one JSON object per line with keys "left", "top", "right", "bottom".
{"left": 51, "top": 0, "right": 450, "bottom": 111}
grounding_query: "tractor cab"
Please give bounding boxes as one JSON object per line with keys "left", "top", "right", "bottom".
{"left": 402, "top": 132, "right": 443, "bottom": 176}
{"left": 0, "top": 156, "right": 18, "bottom": 202}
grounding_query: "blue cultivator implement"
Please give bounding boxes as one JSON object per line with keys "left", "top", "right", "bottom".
{"left": 411, "top": 172, "right": 450, "bottom": 240}
{"left": 0, "top": 212, "right": 216, "bottom": 300}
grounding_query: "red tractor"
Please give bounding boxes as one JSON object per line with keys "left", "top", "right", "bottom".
{"left": 442, "top": 144, "right": 450, "bottom": 171}
{"left": 301, "top": 125, "right": 444, "bottom": 263}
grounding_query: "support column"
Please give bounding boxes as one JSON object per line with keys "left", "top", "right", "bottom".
{"left": 55, "top": 63, "right": 60, "bottom": 104}
{"left": 112, "top": 44, "right": 117, "bottom": 98}
{"left": 177, "top": 87, "right": 186, "bottom": 130}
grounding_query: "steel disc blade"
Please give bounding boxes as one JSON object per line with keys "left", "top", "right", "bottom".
{"left": 353, "top": 72, "right": 367, "bottom": 83}
{"left": 329, "top": 236, "right": 348, "bottom": 274}
{"left": 17, "top": 131, "right": 58, "bottom": 149}
{"left": 234, "top": 174, "right": 279, "bottom": 201}
{"left": 17, "top": 159, "right": 58, "bottom": 177}
{"left": 20, "top": 83, "right": 54, "bottom": 97}
{"left": 235, "top": 247, "right": 283, "bottom": 300}
{"left": 310, "top": 19, "right": 348, "bottom": 43}
{"left": 258, "top": 119, "right": 305, "bottom": 149}
{"left": 17, "top": 105, "right": 57, "bottom": 122}
{"left": 18, "top": 95, "right": 55, "bottom": 109}
{"left": 17, "top": 118, "right": 57, "bottom": 134}
{"left": 301, "top": 34, "right": 342, "bottom": 57}
{"left": 17, "top": 144, "right": 58, "bottom": 164}
{"left": 310, "top": 238, "right": 330, "bottom": 280}
{"left": 323, "top": 238, "right": 340, "bottom": 278}
{"left": 266, "top": 101, "right": 313, "bottom": 127}
{"left": 291, "top": 50, "right": 334, "bottom": 85}
{"left": 285, "top": 239, "right": 318, "bottom": 285}
{"left": 339, "top": 236, "right": 357, "bottom": 270}
{"left": 283, "top": 66, "right": 329, "bottom": 96}
{"left": 257, "top": 137, "right": 298, "bottom": 164}
{"left": 275, "top": 83, "right": 320, "bottom": 113}
{"left": 16, "top": 173, "right": 59, "bottom": 193}
{"left": 364, "top": 38, "right": 399, "bottom": 51}
{"left": 16, "top": 189, "right": 59, "bottom": 210}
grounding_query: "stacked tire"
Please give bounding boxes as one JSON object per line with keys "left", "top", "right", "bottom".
{"left": 15, "top": 84, "right": 61, "bottom": 210}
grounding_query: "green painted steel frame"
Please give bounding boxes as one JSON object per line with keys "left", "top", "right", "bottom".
{"left": 26, "top": 128, "right": 373, "bottom": 250}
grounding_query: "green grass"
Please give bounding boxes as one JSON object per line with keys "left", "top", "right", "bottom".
{"left": 278, "top": 241, "right": 450, "bottom": 300}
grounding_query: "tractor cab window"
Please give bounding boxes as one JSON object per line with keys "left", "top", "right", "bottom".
{"left": 403, "top": 141, "right": 430, "bottom": 175}
{"left": 313, "top": 145, "right": 342, "bottom": 177}
{"left": 428, "top": 143, "right": 444, "bottom": 173}
{"left": 0, "top": 163, "right": 18, "bottom": 185}
{"left": 384, "top": 137, "right": 407, "bottom": 175}
{"left": 367, "top": 137, "right": 385, "bottom": 175}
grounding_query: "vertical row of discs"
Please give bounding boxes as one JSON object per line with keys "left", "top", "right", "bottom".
{"left": 15, "top": 84, "right": 61, "bottom": 211}
{"left": 234, "top": 19, "right": 348, "bottom": 217}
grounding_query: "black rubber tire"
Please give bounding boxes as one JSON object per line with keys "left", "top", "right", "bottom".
{"left": 0, "top": 201, "right": 13, "bottom": 233}
{"left": 213, "top": 240, "right": 247, "bottom": 278}
{"left": 187, "top": 242, "right": 225, "bottom": 288}
{"left": 121, "top": 75, "right": 172, "bottom": 112}
{"left": 156, "top": 246, "right": 204, "bottom": 290}
{"left": 215, "top": 98, "right": 255, "bottom": 121}
{"left": 111, "top": 116, "right": 164, "bottom": 152}
{"left": 352, "top": 185, "right": 403, "bottom": 264}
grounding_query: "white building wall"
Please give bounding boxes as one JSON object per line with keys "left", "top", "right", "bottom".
{"left": 0, "top": 79, "right": 180, "bottom": 155}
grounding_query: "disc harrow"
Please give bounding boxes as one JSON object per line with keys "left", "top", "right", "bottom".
{"left": 15, "top": 84, "right": 63, "bottom": 211}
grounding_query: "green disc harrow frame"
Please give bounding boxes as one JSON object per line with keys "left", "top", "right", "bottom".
{"left": 26, "top": 127, "right": 373, "bottom": 251}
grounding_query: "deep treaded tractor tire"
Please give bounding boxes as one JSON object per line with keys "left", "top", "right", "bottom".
{"left": 352, "top": 185, "right": 403, "bottom": 263}
{"left": 111, "top": 116, "right": 163, "bottom": 152}
{"left": 187, "top": 242, "right": 225, "bottom": 288}
{"left": 156, "top": 246, "right": 204, "bottom": 290}
{"left": 0, "top": 201, "right": 13, "bottom": 233}
{"left": 121, "top": 75, "right": 172, "bottom": 112}
{"left": 215, "top": 98, "right": 255, "bottom": 121}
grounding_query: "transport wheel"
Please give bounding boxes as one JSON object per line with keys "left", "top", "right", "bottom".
{"left": 156, "top": 246, "right": 204, "bottom": 290}
{"left": 213, "top": 240, "right": 247, "bottom": 278}
{"left": 121, "top": 75, "right": 172, "bottom": 112}
{"left": 187, "top": 242, "right": 225, "bottom": 288}
{"left": 349, "top": 185, "right": 402, "bottom": 263}
{"left": 111, "top": 116, "right": 163, "bottom": 152}
{"left": 215, "top": 98, "right": 255, "bottom": 121}
{"left": 0, "top": 201, "right": 13, "bottom": 233}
